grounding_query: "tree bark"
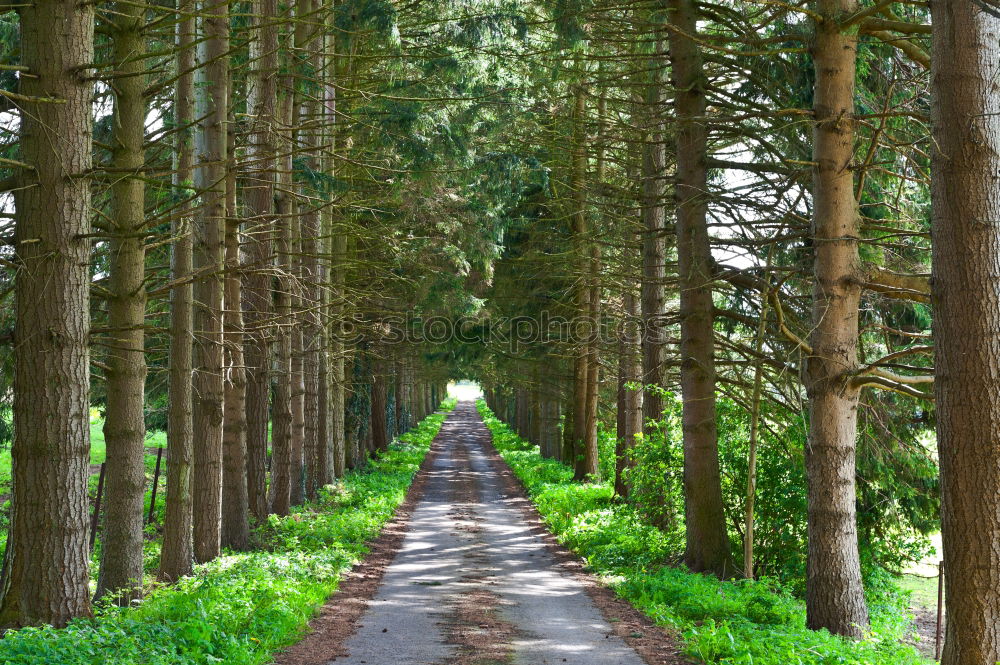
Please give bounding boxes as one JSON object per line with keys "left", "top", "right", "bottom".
{"left": 288, "top": 206, "right": 305, "bottom": 504}
{"left": 221, "top": 142, "right": 249, "bottom": 551}
{"left": 159, "top": 1, "right": 196, "bottom": 583}
{"left": 331, "top": 234, "right": 348, "bottom": 477}
{"left": 269, "top": 43, "right": 296, "bottom": 515}
{"left": 804, "top": 0, "right": 869, "bottom": 637}
{"left": 96, "top": 1, "right": 148, "bottom": 605}
{"left": 931, "top": 3, "right": 1000, "bottom": 663}
{"left": 670, "top": 0, "right": 731, "bottom": 577}
{"left": 270, "top": 103, "right": 294, "bottom": 514}
{"left": 289, "top": 262, "right": 306, "bottom": 503}
{"left": 616, "top": 291, "right": 642, "bottom": 497}
{"left": 0, "top": 0, "right": 95, "bottom": 628}
{"left": 640, "top": 29, "right": 668, "bottom": 433}
{"left": 296, "top": 0, "right": 321, "bottom": 499}
{"left": 744, "top": 288, "right": 769, "bottom": 580}
{"left": 192, "top": 0, "right": 229, "bottom": 563}
{"left": 582, "top": 247, "right": 601, "bottom": 479}
{"left": 371, "top": 359, "right": 389, "bottom": 452}
{"left": 569, "top": 82, "right": 599, "bottom": 481}
{"left": 530, "top": 379, "right": 542, "bottom": 448}
{"left": 561, "top": 385, "right": 576, "bottom": 464}
{"left": 242, "top": 0, "right": 279, "bottom": 523}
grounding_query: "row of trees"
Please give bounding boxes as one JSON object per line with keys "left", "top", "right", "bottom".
{"left": 467, "top": 1, "right": 1000, "bottom": 663}
{"left": 0, "top": 0, "right": 476, "bottom": 629}
{"left": 2, "top": 0, "right": 1000, "bottom": 662}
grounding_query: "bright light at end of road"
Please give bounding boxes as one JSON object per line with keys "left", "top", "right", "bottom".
{"left": 448, "top": 380, "right": 483, "bottom": 401}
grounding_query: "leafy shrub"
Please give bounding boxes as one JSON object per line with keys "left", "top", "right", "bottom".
{"left": 622, "top": 413, "right": 683, "bottom": 532}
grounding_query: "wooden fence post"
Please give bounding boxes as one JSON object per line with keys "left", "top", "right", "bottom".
{"left": 90, "top": 462, "right": 106, "bottom": 551}
{"left": 147, "top": 446, "right": 163, "bottom": 523}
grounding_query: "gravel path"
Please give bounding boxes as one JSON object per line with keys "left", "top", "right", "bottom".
{"left": 277, "top": 401, "right": 685, "bottom": 665}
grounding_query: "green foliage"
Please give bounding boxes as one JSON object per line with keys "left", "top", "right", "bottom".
{"left": 477, "top": 400, "right": 930, "bottom": 665}
{"left": 629, "top": 389, "right": 935, "bottom": 589}
{"left": 622, "top": 389, "right": 684, "bottom": 531}
{"left": 0, "top": 405, "right": 453, "bottom": 665}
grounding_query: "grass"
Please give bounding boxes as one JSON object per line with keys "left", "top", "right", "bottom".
{"left": 476, "top": 399, "right": 931, "bottom": 665}
{"left": 0, "top": 410, "right": 171, "bottom": 557}
{"left": 0, "top": 410, "right": 168, "bottom": 487}
{"left": 898, "top": 574, "right": 940, "bottom": 611}
{"left": 0, "top": 399, "right": 456, "bottom": 665}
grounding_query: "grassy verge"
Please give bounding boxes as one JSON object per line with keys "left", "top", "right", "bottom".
{"left": 0, "top": 410, "right": 168, "bottom": 483}
{"left": 0, "top": 399, "right": 455, "bottom": 665}
{"left": 477, "top": 400, "right": 929, "bottom": 665}
{"left": 898, "top": 573, "right": 939, "bottom": 611}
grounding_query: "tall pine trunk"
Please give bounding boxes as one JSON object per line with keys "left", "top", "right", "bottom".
{"left": 804, "top": 0, "right": 868, "bottom": 637}
{"left": 221, "top": 147, "right": 249, "bottom": 551}
{"left": 270, "top": 75, "right": 295, "bottom": 515}
{"left": 931, "top": 3, "right": 1000, "bottom": 663}
{"left": 192, "top": 0, "right": 229, "bottom": 563}
{"left": 331, "top": 234, "right": 348, "bottom": 477}
{"left": 640, "top": 29, "right": 668, "bottom": 433}
{"left": 289, "top": 236, "right": 306, "bottom": 504}
{"left": 371, "top": 359, "right": 389, "bottom": 452}
{"left": 159, "top": 1, "right": 196, "bottom": 583}
{"left": 299, "top": 0, "right": 322, "bottom": 498}
{"left": 0, "top": 0, "right": 95, "bottom": 627}
{"left": 97, "top": 2, "right": 148, "bottom": 603}
{"left": 242, "top": 0, "right": 279, "bottom": 523}
{"left": 670, "top": 0, "right": 731, "bottom": 577}
{"left": 616, "top": 291, "right": 642, "bottom": 497}
{"left": 570, "top": 82, "right": 599, "bottom": 480}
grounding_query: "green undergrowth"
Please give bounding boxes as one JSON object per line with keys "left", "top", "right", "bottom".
{"left": 0, "top": 399, "right": 455, "bottom": 665}
{"left": 476, "top": 400, "right": 930, "bottom": 665}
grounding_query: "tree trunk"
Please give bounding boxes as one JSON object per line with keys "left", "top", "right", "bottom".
{"left": 242, "top": 0, "right": 279, "bottom": 523}
{"left": 547, "top": 398, "right": 562, "bottom": 459}
{"left": 394, "top": 360, "right": 406, "bottom": 435}
{"left": 191, "top": 0, "right": 229, "bottom": 564}
{"left": 616, "top": 291, "right": 642, "bottom": 497}
{"left": 301, "top": 207, "right": 320, "bottom": 500}
{"left": 561, "top": 387, "right": 576, "bottom": 464}
{"left": 569, "top": 82, "right": 598, "bottom": 481}
{"left": 269, "top": 59, "right": 296, "bottom": 515}
{"left": 221, "top": 149, "right": 249, "bottom": 551}
{"left": 803, "top": 0, "right": 868, "bottom": 637}
{"left": 297, "top": 0, "right": 321, "bottom": 499}
{"left": 96, "top": 2, "right": 148, "bottom": 605}
{"left": 159, "top": 1, "right": 196, "bottom": 583}
{"left": 289, "top": 217, "right": 306, "bottom": 504}
{"left": 530, "top": 381, "right": 542, "bottom": 448}
{"left": 317, "top": 348, "right": 331, "bottom": 488}
{"left": 344, "top": 350, "right": 362, "bottom": 470}
{"left": 516, "top": 388, "right": 528, "bottom": 440}
{"left": 640, "top": 29, "right": 668, "bottom": 433}
{"left": 331, "top": 235, "right": 348, "bottom": 477}
{"left": 669, "top": 0, "right": 731, "bottom": 577}
{"left": 0, "top": 0, "right": 95, "bottom": 628}
{"left": 744, "top": 289, "right": 769, "bottom": 580}
{"left": 302, "top": 222, "right": 320, "bottom": 497}
{"left": 931, "top": 3, "right": 1000, "bottom": 663}
{"left": 372, "top": 360, "right": 389, "bottom": 452}
{"left": 270, "top": 110, "right": 294, "bottom": 515}
{"left": 581, "top": 247, "right": 601, "bottom": 479}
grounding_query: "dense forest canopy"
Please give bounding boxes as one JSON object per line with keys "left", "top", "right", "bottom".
{"left": 0, "top": 0, "right": 997, "bottom": 663}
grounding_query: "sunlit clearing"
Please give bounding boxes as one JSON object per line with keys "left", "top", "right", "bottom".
{"left": 448, "top": 380, "right": 482, "bottom": 401}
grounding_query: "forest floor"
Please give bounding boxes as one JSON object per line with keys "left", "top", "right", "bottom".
{"left": 276, "top": 400, "right": 686, "bottom": 665}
